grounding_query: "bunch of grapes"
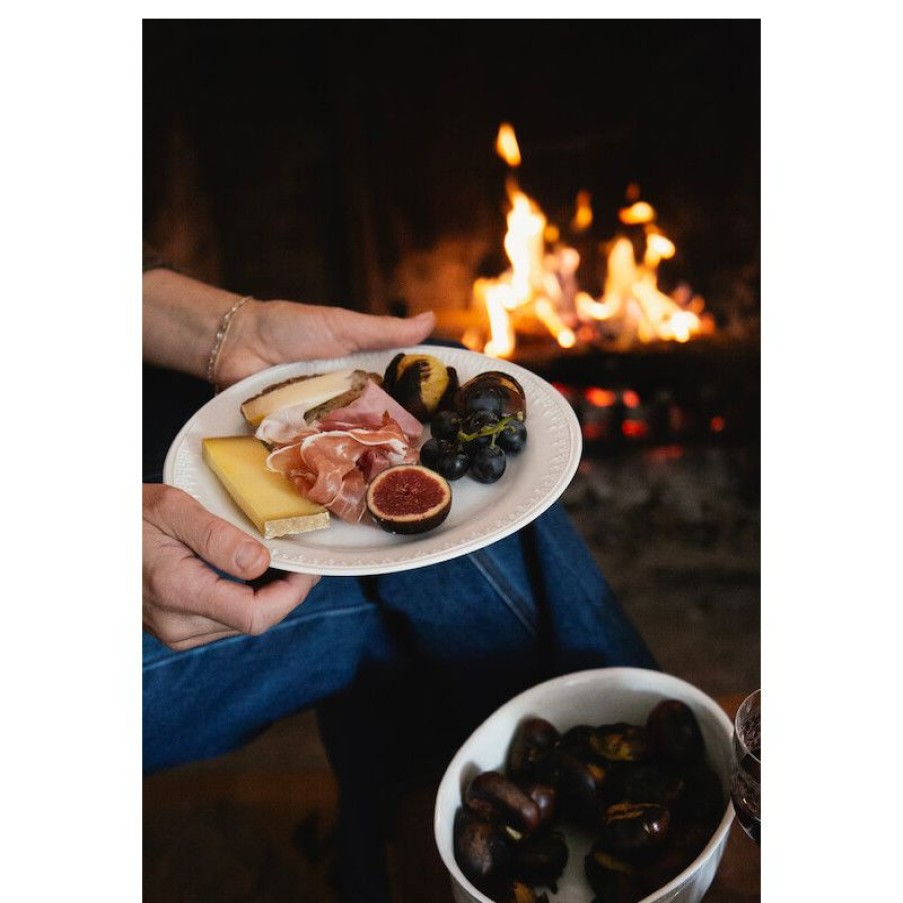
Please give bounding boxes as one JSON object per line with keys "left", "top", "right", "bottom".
{"left": 419, "top": 388, "right": 528, "bottom": 484}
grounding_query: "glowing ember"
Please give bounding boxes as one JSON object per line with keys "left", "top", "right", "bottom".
{"left": 472, "top": 124, "right": 716, "bottom": 357}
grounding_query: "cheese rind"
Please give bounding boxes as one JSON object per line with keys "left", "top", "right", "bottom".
{"left": 202, "top": 436, "right": 330, "bottom": 538}
{"left": 240, "top": 368, "right": 360, "bottom": 426}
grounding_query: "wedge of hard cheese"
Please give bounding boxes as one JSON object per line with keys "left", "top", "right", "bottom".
{"left": 202, "top": 436, "right": 330, "bottom": 538}
{"left": 240, "top": 368, "right": 369, "bottom": 427}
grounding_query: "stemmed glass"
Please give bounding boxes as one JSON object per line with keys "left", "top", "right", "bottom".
{"left": 730, "top": 688, "right": 761, "bottom": 843}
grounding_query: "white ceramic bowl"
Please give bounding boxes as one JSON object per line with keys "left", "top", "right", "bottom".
{"left": 434, "top": 667, "right": 735, "bottom": 903}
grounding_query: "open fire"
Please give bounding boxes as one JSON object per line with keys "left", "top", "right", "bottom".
{"left": 464, "top": 124, "right": 716, "bottom": 359}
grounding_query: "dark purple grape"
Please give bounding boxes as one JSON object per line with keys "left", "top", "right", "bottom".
{"left": 497, "top": 418, "right": 527, "bottom": 454}
{"left": 431, "top": 409, "right": 462, "bottom": 441}
{"left": 419, "top": 437, "right": 454, "bottom": 471}
{"left": 470, "top": 446, "right": 506, "bottom": 483}
{"left": 436, "top": 446, "right": 470, "bottom": 480}
{"left": 460, "top": 411, "right": 501, "bottom": 455}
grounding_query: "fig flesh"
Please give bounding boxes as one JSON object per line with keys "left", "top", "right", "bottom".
{"left": 366, "top": 464, "right": 452, "bottom": 534}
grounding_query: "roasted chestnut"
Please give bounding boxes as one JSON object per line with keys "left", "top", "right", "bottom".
{"left": 497, "top": 881, "right": 550, "bottom": 903}
{"left": 382, "top": 352, "right": 459, "bottom": 421}
{"left": 639, "top": 818, "right": 718, "bottom": 894}
{"left": 557, "top": 724, "right": 601, "bottom": 761}
{"left": 453, "top": 807, "right": 514, "bottom": 895}
{"left": 521, "top": 782, "right": 558, "bottom": 829}
{"left": 672, "top": 762, "right": 724, "bottom": 826}
{"left": 599, "top": 801, "right": 671, "bottom": 853}
{"left": 584, "top": 845, "right": 644, "bottom": 903}
{"left": 506, "top": 716, "right": 560, "bottom": 783}
{"left": 511, "top": 828, "right": 569, "bottom": 889}
{"left": 646, "top": 699, "right": 705, "bottom": 763}
{"left": 464, "top": 770, "right": 541, "bottom": 836}
{"left": 541, "top": 747, "right": 609, "bottom": 828}
{"left": 618, "top": 761, "right": 687, "bottom": 809}
{"left": 590, "top": 722, "right": 653, "bottom": 763}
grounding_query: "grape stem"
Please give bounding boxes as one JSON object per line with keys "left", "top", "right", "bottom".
{"left": 457, "top": 415, "right": 515, "bottom": 447}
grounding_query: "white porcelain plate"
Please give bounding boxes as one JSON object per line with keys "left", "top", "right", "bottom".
{"left": 163, "top": 345, "right": 581, "bottom": 576}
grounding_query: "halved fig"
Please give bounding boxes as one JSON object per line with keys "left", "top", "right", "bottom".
{"left": 366, "top": 464, "right": 452, "bottom": 534}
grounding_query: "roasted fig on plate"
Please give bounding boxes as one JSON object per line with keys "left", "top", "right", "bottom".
{"left": 454, "top": 371, "right": 527, "bottom": 421}
{"left": 383, "top": 352, "right": 459, "bottom": 421}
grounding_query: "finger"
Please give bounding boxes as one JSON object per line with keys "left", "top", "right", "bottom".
{"left": 149, "top": 485, "right": 270, "bottom": 581}
{"left": 383, "top": 310, "right": 436, "bottom": 346}
{"left": 147, "top": 614, "right": 242, "bottom": 652}
{"left": 246, "top": 571, "right": 321, "bottom": 633}
{"left": 192, "top": 567, "right": 319, "bottom": 636}
{"left": 340, "top": 309, "right": 436, "bottom": 351}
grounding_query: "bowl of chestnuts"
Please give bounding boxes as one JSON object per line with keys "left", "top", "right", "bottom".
{"left": 434, "top": 668, "right": 735, "bottom": 903}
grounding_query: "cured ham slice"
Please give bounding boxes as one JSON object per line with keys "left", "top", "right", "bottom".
{"left": 317, "top": 380, "right": 423, "bottom": 441}
{"left": 255, "top": 378, "right": 423, "bottom": 447}
{"left": 255, "top": 409, "right": 318, "bottom": 448}
{"left": 265, "top": 416, "right": 418, "bottom": 523}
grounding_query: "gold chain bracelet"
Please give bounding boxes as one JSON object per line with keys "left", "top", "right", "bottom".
{"left": 206, "top": 294, "right": 253, "bottom": 388}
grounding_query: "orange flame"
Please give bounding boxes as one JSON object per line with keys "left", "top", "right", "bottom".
{"left": 473, "top": 124, "right": 713, "bottom": 356}
{"left": 495, "top": 123, "right": 521, "bottom": 168}
{"left": 620, "top": 201, "right": 655, "bottom": 225}
{"left": 572, "top": 190, "right": 593, "bottom": 232}
{"left": 475, "top": 279, "right": 516, "bottom": 358}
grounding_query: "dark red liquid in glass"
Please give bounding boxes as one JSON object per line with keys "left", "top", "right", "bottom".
{"left": 731, "top": 746, "right": 760, "bottom": 843}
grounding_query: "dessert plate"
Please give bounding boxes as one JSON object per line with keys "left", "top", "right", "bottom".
{"left": 164, "top": 345, "right": 581, "bottom": 576}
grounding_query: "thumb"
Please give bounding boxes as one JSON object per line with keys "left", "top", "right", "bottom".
{"left": 147, "top": 484, "right": 270, "bottom": 579}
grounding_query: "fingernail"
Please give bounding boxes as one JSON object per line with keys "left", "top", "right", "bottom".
{"left": 236, "top": 541, "right": 265, "bottom": 571}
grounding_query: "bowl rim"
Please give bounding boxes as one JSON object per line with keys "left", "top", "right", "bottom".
{"left": 433, "top": 666, "right": 736, "bottom": 903}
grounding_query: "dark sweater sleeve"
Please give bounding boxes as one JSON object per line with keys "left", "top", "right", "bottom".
{"left": 143, "top": 242, "right": 178, "bottom": 273}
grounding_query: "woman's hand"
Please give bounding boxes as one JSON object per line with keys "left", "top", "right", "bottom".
{"left": 143, "top": 484, "right": 319, "bottom": 650}
{"left": 214, "top": 298, "right": 436, "bottom": 388}
{"left": 142, "top": 267, "right": 437, "bottom": 387}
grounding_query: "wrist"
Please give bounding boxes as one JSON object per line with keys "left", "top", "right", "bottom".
{"left": 207, "top": 294, "right": 254, "bottom": 389}
{"left": 210, "top": 296, "right": 266, "bottom": 388}
{"left": 142, "top": 268, "right": 253, "bottom": 382}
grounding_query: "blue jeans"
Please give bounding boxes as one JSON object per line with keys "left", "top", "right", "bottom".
{"left": 143, "top": 501, "right": 657, "bottom": 900}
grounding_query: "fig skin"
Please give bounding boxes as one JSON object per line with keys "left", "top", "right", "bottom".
{"left": 454, "top": 371, "right": 527, "bottom": 421}
{"left": 383, "top": 353, "right": 459, "bottom": 421}
{"left": 366, "top": 464, "right": 452, "bottom": 534}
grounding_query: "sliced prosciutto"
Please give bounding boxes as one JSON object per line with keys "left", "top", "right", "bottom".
{"left": 317, "top": 380, "right": 423, "bottom": 440}
{"left": 265, "top": 416, "right": 418, "bottom": 523}
{"left": 255, "top": 379, "right": 423, "bottom": 447}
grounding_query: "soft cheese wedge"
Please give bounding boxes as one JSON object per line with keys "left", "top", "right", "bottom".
{"left": 240, "top": 368, "right": 362, "bottom": 427}
{"left": 202, "top": 436, "right": 330, "bottom": 538}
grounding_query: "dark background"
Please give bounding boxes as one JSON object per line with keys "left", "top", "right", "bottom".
{"left": 143, "top": 19, "right": 760, "bottom": 321}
